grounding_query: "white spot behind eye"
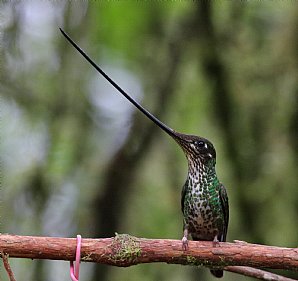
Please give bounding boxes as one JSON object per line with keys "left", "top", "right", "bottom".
{"left": 204, "top": 143, "right": 208, "bottom": 149}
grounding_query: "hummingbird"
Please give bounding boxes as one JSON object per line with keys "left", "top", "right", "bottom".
{"left": 60, "top": 28, "right": 229, "bottom": 278}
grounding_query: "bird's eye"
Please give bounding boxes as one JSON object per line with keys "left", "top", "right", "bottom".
{"left": 196, "top": 141, "right": 205, "bottom": 148}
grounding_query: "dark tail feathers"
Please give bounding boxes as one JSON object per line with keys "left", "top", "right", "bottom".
{"left": 210, "top": 269, "right": 223, "bottom": 278}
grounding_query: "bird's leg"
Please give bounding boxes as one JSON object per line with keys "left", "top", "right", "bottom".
{"left": 212, "top": 234, "right": 220, "bottom": 247}
{"left": 182, "top": 228, "right": 189, "bottom": 251}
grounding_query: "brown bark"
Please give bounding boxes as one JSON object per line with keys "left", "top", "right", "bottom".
{"left": 0, "top": 234, "right": 297, "bottom": 271}
{"left": 1, "top": 252, "right": 17, "bottom": 281}
{"left": 225, "top": 266, "right": 297, "bottom": 281}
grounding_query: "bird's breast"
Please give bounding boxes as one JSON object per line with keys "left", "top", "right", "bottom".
{"left": 183, "top": 182, "right": 223, "bottom": 240}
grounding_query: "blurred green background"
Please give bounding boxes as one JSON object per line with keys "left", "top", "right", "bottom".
{"left": 1, "top": 1, "right": 297, "bottom": 281}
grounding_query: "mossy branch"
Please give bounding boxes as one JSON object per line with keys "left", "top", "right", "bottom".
{"left": 0, "top": 233, "right": 297, "bottom": 281}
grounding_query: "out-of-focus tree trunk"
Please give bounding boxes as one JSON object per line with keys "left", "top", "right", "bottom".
{"left": 90, "top": 18, "right": 185, "bottom": 281}
{"left": 193, "top": 2, "right": 265, "bottom": 242}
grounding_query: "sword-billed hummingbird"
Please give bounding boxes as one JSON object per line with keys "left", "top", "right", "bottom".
{"left": 60, "top": 28, "right": 229, "bottom": 278}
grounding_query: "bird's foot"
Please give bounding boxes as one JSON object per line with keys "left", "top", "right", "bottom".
{"left": 182, "top": 236, "right": 188, "bottom": 251}
{"left": 182, "top": 228, "right": 189, "bottom": 251}
{"left": 212, "top": 235, "right": 220, "bottom": 247}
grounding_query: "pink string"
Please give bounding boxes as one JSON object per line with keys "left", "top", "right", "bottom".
{"left": 70, "top": 235, "right": 81, "bottom": 281}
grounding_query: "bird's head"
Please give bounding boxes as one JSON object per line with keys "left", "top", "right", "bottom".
{"left": 169, "top": 132, "right": 217, "bottom": 172}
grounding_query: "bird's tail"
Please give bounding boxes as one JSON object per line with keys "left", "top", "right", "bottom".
{"left": 210, "top": 269, "right": 223, "bottom": 278}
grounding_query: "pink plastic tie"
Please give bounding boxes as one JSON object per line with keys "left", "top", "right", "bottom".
{"left": 70, "top": 235, "right": 81, "bottom": 281}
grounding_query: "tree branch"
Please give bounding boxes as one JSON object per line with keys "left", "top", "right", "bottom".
{"left": 225, "top": 266, "right": 296, "bottom": 281}
{"left": 1, "top": 252, "right": 17, "bottom": 281}
{"left": 0, "top": 233, "right": 297, "bottom": 274}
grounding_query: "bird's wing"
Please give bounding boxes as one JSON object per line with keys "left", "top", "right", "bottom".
{"left": 219, "top": 184, "right": 229, "bottom": 241}
{"left": 181, "top": 179, "right": 189, "bottom": 213}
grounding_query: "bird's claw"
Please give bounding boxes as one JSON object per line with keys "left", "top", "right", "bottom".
{"left": 182, "top": 236, "right": 188, "bottom": 251}
{"left": 212, "top": 236, "right": 220, "bottom": 247}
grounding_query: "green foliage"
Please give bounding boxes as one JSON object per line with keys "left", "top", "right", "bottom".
{"left": 1, "top": 2, "right": 298, "bottom": 281}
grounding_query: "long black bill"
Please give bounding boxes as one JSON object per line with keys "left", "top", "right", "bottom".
{"left": 59, "top": 28, "right": 179, "bottom": 139}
